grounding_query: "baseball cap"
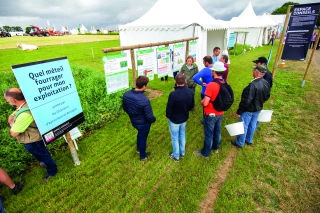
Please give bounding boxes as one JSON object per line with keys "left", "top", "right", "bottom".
{"left": 252, "top": 65, "right": 267, "bottom": 74}
{"left": 252, "top": 57, "right": 268, "bottom": 64}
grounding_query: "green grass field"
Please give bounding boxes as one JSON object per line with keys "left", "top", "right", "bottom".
{"left": 0, "top": 36, "right": 319, "bottom": 212}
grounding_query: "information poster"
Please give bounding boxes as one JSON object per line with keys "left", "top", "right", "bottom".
{"left": 282, "top": 3, "right": 320, "bottom": 60}
{"left": 189, "top": 41, "right": 197, "bottom": 62}
{"left": 228, "top": 33, "right": 236, "bottom": 48}
{"left": 102, "top": 53, "right": 129, "bottom": 94}
{"left": 156, "top": 46, "right": 170, "bottom": 78}
{"left": 12, "top": 57, "right": 84, "bottom": 144}
{"left": 136, "top": 48, "right": 155, "bottom": 80}
{"left": 173, "top": 43, "right": 185, "bottom": 72}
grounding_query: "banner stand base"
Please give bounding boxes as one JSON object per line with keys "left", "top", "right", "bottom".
{"left": 301, "top": 80, "right": 306, "bottom": 87}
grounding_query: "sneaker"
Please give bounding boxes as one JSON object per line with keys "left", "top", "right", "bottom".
{"left": 231, "top": 140, "right": 242, "bottom": 148}
{"left": 12, "top": 181, "right": 24, "bottom": 195}
{"left": 39, "top": 162, "right": 46, "bottom": 167}
{"left": 140, "top": 152, "right": 151, "bottom": 161}
{"left": 168, "top": 152, "right": 179, "bottom": 162}
{"left": 245, "top": 141, "right": 252, "bottom": 146}
{"left": 180, "top": 154, "right": 185, "bottom": 158}
{"left": 213, "top": 149, "right": 219, "bottom": 154}
{"left": 193, "top": 150, "right": 208, "bottom": 159}
{"left": 41, "top": 175, "right": 54, "bottom": 184}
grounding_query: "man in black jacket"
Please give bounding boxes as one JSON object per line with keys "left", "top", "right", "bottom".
{"left": 166, "top": 73, "right": 194, "bottom": 162}
{"left": 252, "top": 57, "right": 273, "bottom": 89}
{"left": 231, "top": 65, "right": 270, "bottom": 148}
{"left": 123, "top": 76, "right": 156, "bottom": 161}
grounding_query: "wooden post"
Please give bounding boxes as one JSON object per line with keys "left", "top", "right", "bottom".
{"left": 301, "top": 33, "right": 320, "bottom": 87}
{"left": 185, "top": 40, "right": 190, "bottom": 59}
{"left": 272, "top": 5, "right": 292, "bottom": 78}
{"left": 65, "top": 132, "right": 80, "bottom": 166}
{"left": 234, "top": 32, "right": 238, "bottom": 56}
{"left": 130, "top": 49, "right": 137, "bottom": 87}
{"left": 243, "top": 33, "right": 247, "bottom": 54}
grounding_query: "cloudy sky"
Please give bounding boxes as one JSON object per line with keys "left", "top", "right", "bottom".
{"left": 0, "top": 0, "right": 317, "bottom": 31}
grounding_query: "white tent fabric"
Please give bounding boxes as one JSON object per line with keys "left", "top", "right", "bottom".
{"left": 119, "top": 0, "right": 230, "bottom": 70}
{"left": 258, "top": 14, "right": 277, "bottom": 44}
{"left": 80, "top": 25, "right": 88, "bottom": 34}
{"left": 228, "top": 1, "right": 264, "bottom": 47}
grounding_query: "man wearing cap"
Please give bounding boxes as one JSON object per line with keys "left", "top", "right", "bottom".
{"left": 231, "top": 65, "right": 270, "bottom": 148}
{"left": 252, "top": 57, "right": 273, "bottom": 89}
{"left": 194, "top": 61, "right": 226, "bottom": 158}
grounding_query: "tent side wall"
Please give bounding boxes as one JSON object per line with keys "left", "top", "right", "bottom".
{"left": 206, "top": 30, "right": 227, "bottom": 56}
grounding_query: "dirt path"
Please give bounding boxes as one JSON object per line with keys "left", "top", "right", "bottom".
{"left": 199, "top": 148, "right": 239, "bottom": 213}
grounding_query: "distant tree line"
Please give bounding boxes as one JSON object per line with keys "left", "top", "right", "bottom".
{"left": 1, "top": 26, "right": 23, "bottom": 32}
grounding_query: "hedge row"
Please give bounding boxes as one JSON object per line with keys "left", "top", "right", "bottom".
{"left": 0, "top": 66, "right": 125, "bottom": 176}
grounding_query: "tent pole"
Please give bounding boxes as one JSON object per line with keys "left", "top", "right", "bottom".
{"left": 271, "top": 5, "right": 292, "bottom": 78}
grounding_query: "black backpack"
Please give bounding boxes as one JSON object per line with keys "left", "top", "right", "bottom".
{"left": 211, "top": 79, "right": 234, "bottom": 112}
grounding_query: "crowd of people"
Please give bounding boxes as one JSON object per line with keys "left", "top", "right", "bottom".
{"left": 123, "top": 47, "right": 272, "bottom": 161}
{"left": 1, "top": 46, "right": 273, "bottom": 211}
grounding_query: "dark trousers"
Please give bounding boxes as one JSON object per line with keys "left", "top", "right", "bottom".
{"left": 309, "top": 41, "right": 315, "bottom": 49}
{"left": 24, "top": 140, "right": 58, "bottom": 176}
{"left": 201, "top": 93, "right": 205, "bottom": 114}
{"left": 132, "top": 123, "right": 151, "bottom": 159}
{"left": 188, "top": 87, "right": 195, "bottom": 110}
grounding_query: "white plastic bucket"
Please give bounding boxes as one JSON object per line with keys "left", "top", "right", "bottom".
{"left": 225, "top": 121, "right": 244, "bottom": 136}
{"left": 257, "top": 110, "right": 273, "bottom": 122}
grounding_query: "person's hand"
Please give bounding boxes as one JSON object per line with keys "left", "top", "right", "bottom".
{"left": 202, "top": 83, "right": 207, "bottom": 87}
{"left": 235, "top": 113, "right": 240, "bottom": 118}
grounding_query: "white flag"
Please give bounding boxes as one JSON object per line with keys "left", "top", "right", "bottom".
{"left": 47, "top": 20, "right": 50, "bottom": 26}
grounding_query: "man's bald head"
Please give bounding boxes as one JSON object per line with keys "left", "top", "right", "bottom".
{"left": 4, "top": 88, "right": 25, "bottom": 101}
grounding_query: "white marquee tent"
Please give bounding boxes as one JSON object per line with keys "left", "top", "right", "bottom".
{"left": 119, "top": 0, "right": 230, "bottom": 70}
{"left": 258, "top": 14, "right": 277, "bottom": 44}
{"left": 228, "top": 2, "right": 264, "bottom": 48}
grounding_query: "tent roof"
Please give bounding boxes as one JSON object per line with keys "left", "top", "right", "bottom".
{"left": 229, "top": 1, "right": 262, "bottom": 28}
{"left": 119, "top": 0, "right": 229, "bottom": 31}
{"left": 258, "top": 14, "right": 277, "bottom": 27}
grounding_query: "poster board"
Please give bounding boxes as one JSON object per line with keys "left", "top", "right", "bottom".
{"left": 12, "top": 57, "right": 84, "bottom": 144}
{"left": 102, "top": 53, "right": 129, "bottom": 94}
{"left": 136, "top": 48, "right": 156, "bottom": 80}
{"left": 189, "top": 41, "right": 197, "bottom": 62}
{"left": 173, "top": 43, "right": 185, "bottom": 73}
{"left": 156, "top": 46, "right": 170, "bottom": 78}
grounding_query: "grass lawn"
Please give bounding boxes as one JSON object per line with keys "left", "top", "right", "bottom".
{"left": 0, "top": 39, "right": 319, "bottom": 212}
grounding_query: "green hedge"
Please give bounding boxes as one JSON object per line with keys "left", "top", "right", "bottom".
{"left": 229, "top": 43, "right": 253, "bottom": 55}
{"left": 0, "top": 66, "right": 125, "bottom": 176}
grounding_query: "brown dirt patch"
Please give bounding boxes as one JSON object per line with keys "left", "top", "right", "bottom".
{"left": 145, "top": 89, "right": 164, "bottom": 100}
{"left": 199, "top": 148, "right": 238, "bottom": 213}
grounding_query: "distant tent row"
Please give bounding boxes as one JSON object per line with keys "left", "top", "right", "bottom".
{"left": 118, "top": 0, "right": 285, "bottom": 69}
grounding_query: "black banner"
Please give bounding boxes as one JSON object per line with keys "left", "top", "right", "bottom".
{"left": 42, "top": 112, "right": 85, "bottom": 145}
{"left": 282, "top": 3, "right": 320, "bottom": 60}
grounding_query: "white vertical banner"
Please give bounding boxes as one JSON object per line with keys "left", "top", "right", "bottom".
{"left": 156, "top": 46, "right": 170, "bottom": 78}
{"left": 136, "top": 48, "right": 156, "bottom": 80}
{"left": 189, "top": 41, "right": 197, "bottom": 63}
{"left": 102, "top": 53, "right": 129, "bottom": 94}
{"left": 173, "top": 43, "right": 186, "bottom": 73}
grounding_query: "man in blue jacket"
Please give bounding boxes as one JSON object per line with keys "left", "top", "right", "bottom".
{"left": 123, "top": 76, "right": 156, "bottom": 161}
{"left": 166, "top": 73, "right": 194, "bottom": 162}
{"left": 192, "top": 56, "right": 214, "bottom": 100}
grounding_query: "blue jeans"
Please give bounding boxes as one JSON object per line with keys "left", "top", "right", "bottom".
{"left": 24, "top": 140, "right": 58, "bottom": 176}
{"left": 0, "top": 198, "right": 4, "bottom": 213}
{"left": 168, "top": 120, "right": 187, "bottom": 159}
{"left": 132, "top": 123, "right": 151, "bottom": 159}
{"left": 236, "top": 111, "right": 260, "bottom": 147}
{"left": 201, "top": 114, "right": 223, "bottom": 157}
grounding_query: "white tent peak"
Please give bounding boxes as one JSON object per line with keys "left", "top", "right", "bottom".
{"left": 230, "top": 1, "right": 262, "bottom": 28}
{"left": 119, "top": 0, "right": 229, "bottom": 31}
